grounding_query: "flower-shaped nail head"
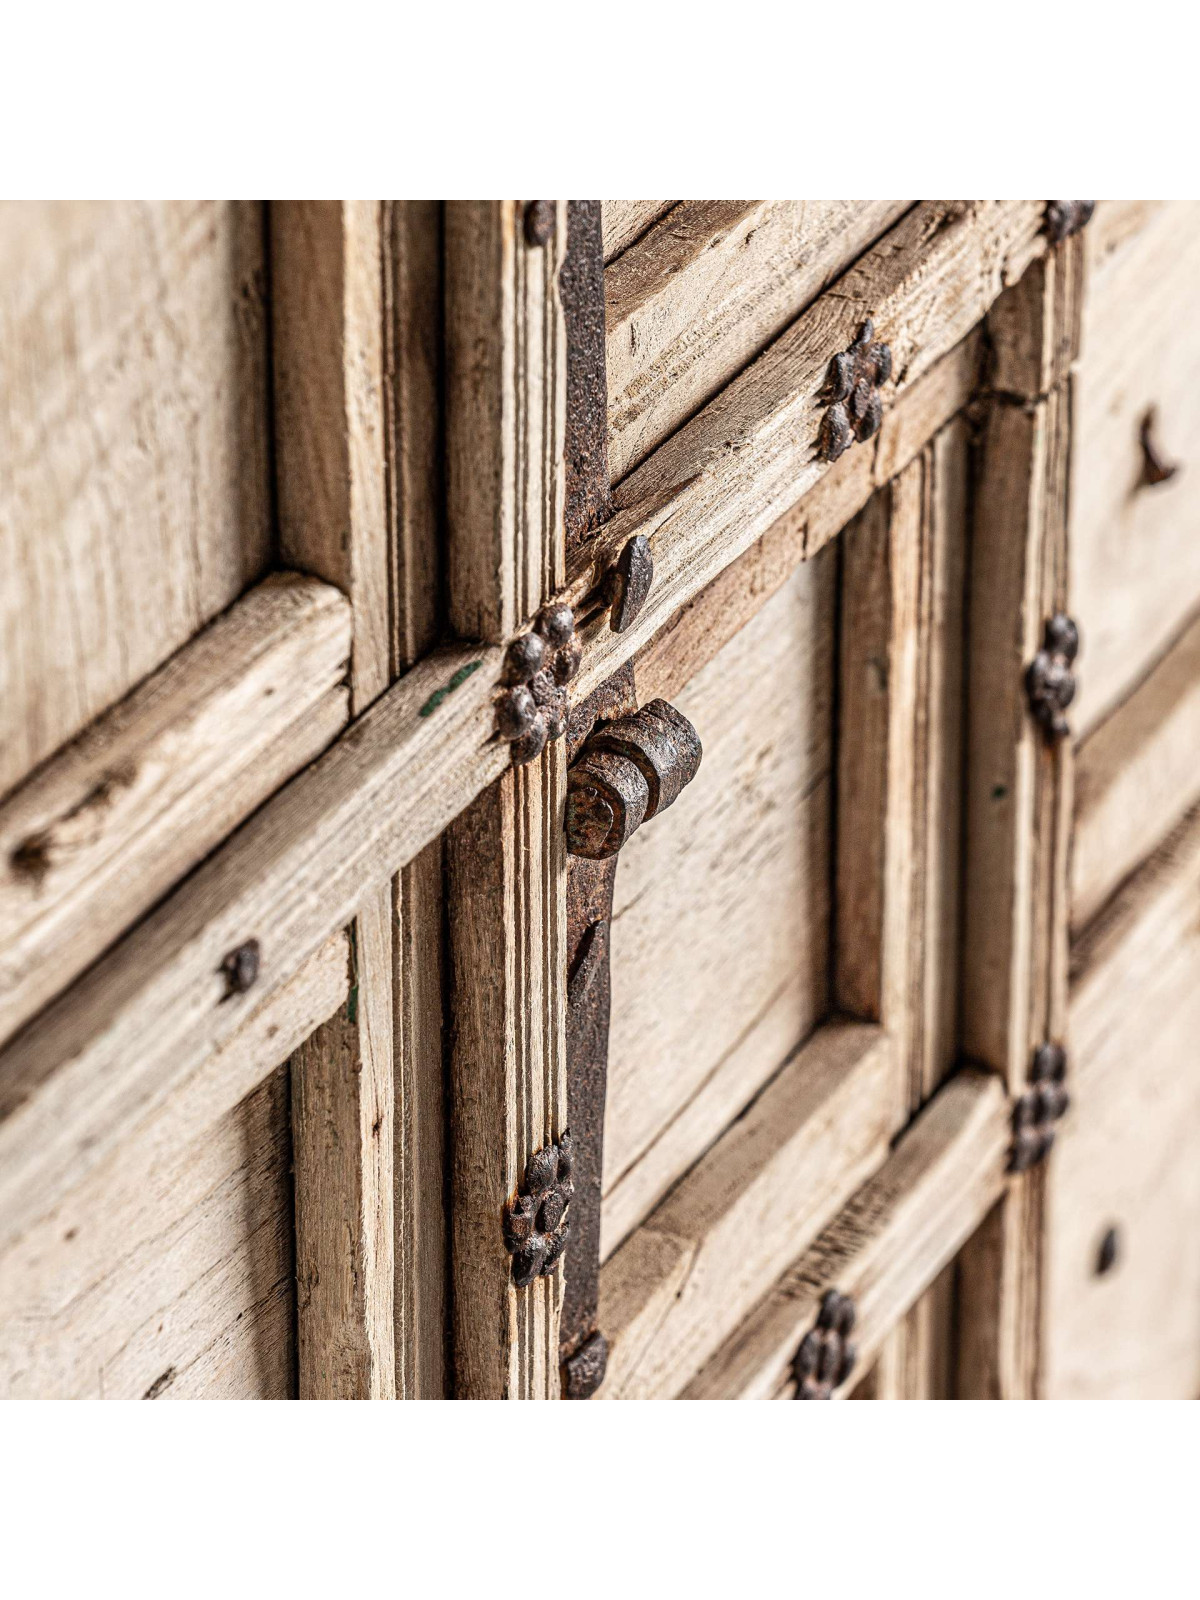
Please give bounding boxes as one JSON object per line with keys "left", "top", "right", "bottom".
{"left": 496, "top": 603, "right": 582, "bottom": 766}
{"left": 502, "top": 1133, "right": 575, "bottom": 1287}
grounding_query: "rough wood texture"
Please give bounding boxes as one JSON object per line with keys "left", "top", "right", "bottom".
{"left": 685, "top": 1068, "right": 1008, "bottom": 1399}
{"left": 569, "top": 202, "right": 1046, "bottom": 707}
{"left": 604, "top": 550, "right": 835, "bottom": 1256}
{"left": 273, "top": 201, "right": 447, "bottom": 1398}
{"left": 0, "top": 573, "right": 350, "bottom": 1048}
{"left": 597, "top": 1022, "right": 894, "bottom": 1399}
{"left": 0, "top": 937, "right": 347, "bottom": 1400}
{"left": 1071, "top": 202, "right": 1200, "bottom": 737}
{"left": 1046, "top": 804, "right": 1200, "bottom": 1397}
{"left": 957, "top": 244, "right": 1081, "bottom": 1399}
{"left": 605, "top": 200, "right": 909, "bottom": 481}
{"left": 444, "top": 202, "right": 569, "bottom": 1399}
{"left": 0, "top": 201, "right": 272, "bottom": 796}
{"left": 1073, "top": 601, "right": 1200, "bottom": 931}
{"left": 601, "top": 201, "right": 675, "bottom": 264}
{"left": 635, "top": 331, "right": 980, "bottom": 705}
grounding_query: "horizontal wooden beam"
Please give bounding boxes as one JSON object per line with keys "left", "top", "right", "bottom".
{"left": 684, "top": 1067, "right": 1010, "bottom": 1399}
{"left": 601, "top": 201, "right": 675, "bottom": 264}
{"left": 596, "top": 1020, "right": 895, "bottom": 1399}
{"left": 0, "top": 573, "right": 351, "bottom": 1047}
{"left": 605, "top": 199, "right": 909, "bottom": 481}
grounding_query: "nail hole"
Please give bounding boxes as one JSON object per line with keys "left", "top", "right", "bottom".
{"left": 1095, "top": 1225, "right": 1120, "bottom": 1277}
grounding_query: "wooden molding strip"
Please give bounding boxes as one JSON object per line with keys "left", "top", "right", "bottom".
{"left": 0, "top": 572, "right": 351, "bottom": 1049}
{"left": 595, "top": 1019, "right": 895, "bottom": 1400}
{"left": 605, "top": 199, "right": 910, "bottom": 482}
{"left": 601, "top": 201, "right": 675, "bottom": 265}
{"left": 684, "top": 1067, "right": 1010, "bottom": 1399}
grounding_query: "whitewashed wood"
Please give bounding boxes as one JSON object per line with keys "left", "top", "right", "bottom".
{"left": 606, "top": 200, "right": 909, "bottom": 480}
{"left": 601, "top": 201, "right": 675, "bottom": 264}
{"left": 603, "top": 550, "right": 835, "bottom": 1255}
{"left": 273, "top": 201, "right": 447, "bottom": 1398}
{"left": 570, "top": 202, "right": 1047, "bottom": 707}
{"left": 685, "top": 1068, "right": 1008, "bottom": 1399}
{"left": 0, "top": 573, "right": 350, "bottom": 1047}
{"left": 598, "top": 1022, "right": 894, "bottom": 1399}
{"left": 634, "top": 331, "right": 981, "bottom": 704}
{"left": 957, "top": 245, "right": 1080, "bottom": 1399}
{"left": 1073, "top": 603, "right": 1200, "bottom": 931}
{"left": 1071, "top": 201, "right": 1200, "bottom": 737}
{"left": 0, "top": 937, "right": 347, "bottom": 1400}
{"left": 444, "top": 201, "right": 569, "bottom": 1399}
{"left": 1045, "top": 806, "right": 1200, "bottom": 1397}
{"left": 0, "top": 201, "right": 272, "bottom": 796}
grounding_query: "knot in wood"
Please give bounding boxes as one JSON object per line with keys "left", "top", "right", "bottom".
{"left": 219, "top": 939, "right": 260, "bottom": 998}
{"left": 792, "top": 1289, "right": 857, "bottom": 1399}
{"left": 565, "top": 699, "right": 703, "bottom": 858}
{"left": 817, "top": 319, "right": 892, "bottom": 463}
{"left": 1044, "top": 201, "right": 1095, "bottom": 243}
{"left": 497, "top": 603, "right": 582, "bottom": 764}
{"left": 503, "top": 1132, "right": 575, "bottom": 1288}
{"left": 1026, "top": 614, "right": 1080, "bottom": 743}
{"left": 1010, "top": 1042, "right": 1069, "bottom": 1172}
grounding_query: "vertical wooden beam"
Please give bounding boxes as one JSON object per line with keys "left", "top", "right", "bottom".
{"left": 956, "top": 238, "right": 1084, "bottom": 1398}
{"left": 272, "top": 201, "right": 446, "bottom": 1397}
{"left": 837, "top": 421, "right": 970, "bottom": 1396}
{"left": 444, "top": 201, "right": 570, "bottom": 1398}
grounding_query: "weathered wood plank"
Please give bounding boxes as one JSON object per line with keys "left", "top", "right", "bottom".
{"left": 0, "top": 573, "right": 350, "bottom": 1048}
{"left": 597, "top": 1021, "right": 894, "bottom": 1399}
{"left": 606, "top": 200, "right": 909, "bottom": 480}
{"left": 0, "top": 201, "right": 273, "bottom": 796}
{"left": 685, "top": 1068, "right": 1008, "bottom": 1399}
{"left": 601, "top": 201, "right": 674, "bottom": 264}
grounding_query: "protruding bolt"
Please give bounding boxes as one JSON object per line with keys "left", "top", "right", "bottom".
{"left": 562, "top": 1330, "right": 609, "bottom": 1400}
{"left": 606, "top": 535, "right": 654, "bottom": 633}
{"left": 220, "top": 939, "right": 260, "bottom": 998}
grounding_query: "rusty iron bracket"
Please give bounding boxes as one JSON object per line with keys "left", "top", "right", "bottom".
{"left": 1009, "top": 1043, "right": 1069, "bottom": 1173}
{"left": 792, "top": 1290, "right": 858, "bottom": 1399}
{"left": 1026, "top": 613, "right": 1080, "bottom": 743}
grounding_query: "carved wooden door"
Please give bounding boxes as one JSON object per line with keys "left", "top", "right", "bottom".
{"left": 2, "top": 200, "right": 1197, "bottom": 1399}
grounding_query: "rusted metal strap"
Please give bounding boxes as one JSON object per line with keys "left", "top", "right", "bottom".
{"left": 560, "top": 200, "right": 613, "bottom": 555}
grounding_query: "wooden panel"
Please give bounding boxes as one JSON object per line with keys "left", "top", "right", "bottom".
{"left": 685, "top": 1068, "right": 1008, "bottom": 1399}
{"left": 1071, "top": 201, "right": 1200, "bottom": 737}
{"left": 0, "top": 201, "right": 272, "bottom": 796}
{"left": 0, "top": 573, "right": 350, "bottom": 1048}
{"left": 1073, "top": 601, "right": 1200, "bottom": 931}
{"left": 606, "top": 200, "right": 909, "bottom": 480}
{"left": 598, "top": 1022, "right": 894, "bottom": 1399}
{"left": 601, "top": 201, "right": 674, "bottom": 264}
{"left": 1045, "top": 806, "right": 1200, "bottom": 1398}
{"left": 603, "top": 547, "right": 835, "bottom": 1254}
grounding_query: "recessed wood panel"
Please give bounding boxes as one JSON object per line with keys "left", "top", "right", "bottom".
{"left": 602, "top": 544, "right": 835, "bottom": 1257}
{"left": 0, "top": 201, "right": 272, "bottom": 795}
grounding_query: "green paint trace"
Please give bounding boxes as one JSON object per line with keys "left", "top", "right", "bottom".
{"left": 418, "top": 659, "right": 482, "bottom": 718}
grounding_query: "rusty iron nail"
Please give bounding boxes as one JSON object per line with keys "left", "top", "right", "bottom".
{"left": 1096, "top": 1226, "right": 1120, "bottom": 1277}
{"left": 220, "top": 939, "right": 260, "bottom": 998}
{"left": 562, "top": 1330, "right": 609, "bottom": 1399}
{"left": 524, "top": 201, "right": 557, "bottom": 247}
{"left": 1140, "top": 409, "right": 1180, "bottom": 487}
{"left": 1045, "top": 201, "right": 1095, "bottom": 243}
{"left": 606, "top": 535, "right": 654, "bottom": 633}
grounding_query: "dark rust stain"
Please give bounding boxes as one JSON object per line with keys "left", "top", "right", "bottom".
{"left": 792, "top": 1290, "right": 857, "bottom": 1399}
{"left": 496, "top": 602, "right": 581, "bottom": 765}
{"left": 559, "top": 665, "right": 638, "bottom": 1384}
{"left": 566, "top": 699, "right": 702, "bottom": 859}
{"left": 605, "top": 534, "right": 654, "bottom": 634}
{"left": 1140, "top": 408, "right": 1180, "bottom": 487}
{"left": 1010, "top": 1042, "right": 1069, "bottom": 1173}
{"left": 503, "top": 1134, "right": 574, "bottom": 1288}
{"left": 523, "top": 200, "right": 557, "bottom": 247}
{"left": 1044, "top": 201, "right": 1095, "bottom": 243}
{"left": 560, "top": 200, "right": 614, "bottom": 553}
{"left": 1096, "top": 1225, "right": 1120, "bottom": 1277}
{"left": 817, "top": 319, "right": 892, "bottom": 463}
{"left": 1026, "top": 614, "right": 1080, "bottom": 744}
{"left": 219, "top": 939, "right": 260, "bottom": 999}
